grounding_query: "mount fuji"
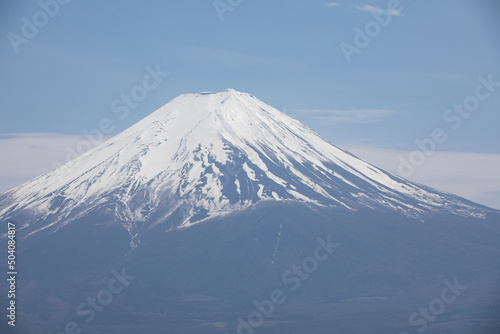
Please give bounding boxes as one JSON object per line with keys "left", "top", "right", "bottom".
{"left": 1, "top": 89, "right": 499, "bottom": 334}
{"left": 0, "top": 89, "right": 490, "bottom": 241}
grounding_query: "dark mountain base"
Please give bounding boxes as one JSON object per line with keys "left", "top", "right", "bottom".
{"left": 2, "top": 202, "right": 500, "bottom": 333}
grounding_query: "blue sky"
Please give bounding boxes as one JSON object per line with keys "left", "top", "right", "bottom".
{"left": 1, "top": 0, "right": 499, "bottom": 208}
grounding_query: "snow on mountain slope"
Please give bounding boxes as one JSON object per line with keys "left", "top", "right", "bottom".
{"left": 0, "top": 89, "right": 490, "bottom": 239}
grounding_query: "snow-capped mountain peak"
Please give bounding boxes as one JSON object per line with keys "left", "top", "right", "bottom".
{"left": 0, "top": 89, "right": 489, "bottom": 240}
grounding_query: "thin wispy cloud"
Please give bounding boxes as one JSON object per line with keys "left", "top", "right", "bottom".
{"left": 325, "top": 2, "right": 341, "bottom": 7}
{"left": 0, "top": 133, "right": 111, "bottom": 193}
{"left": 342, "top": 145, "right": 500, "bottom": 210}
{"left": 290, "top": 109, "right": 395, "bottom": 124}
{"left": 354, "top": 5, "right": 402, "bottom": 16}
